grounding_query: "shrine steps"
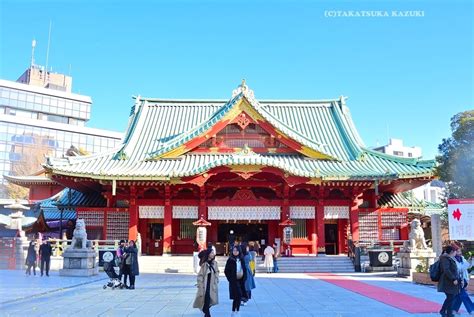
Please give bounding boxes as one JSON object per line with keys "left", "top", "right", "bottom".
{"left": 138, "top": 255, "right": 355, "bottom": 274}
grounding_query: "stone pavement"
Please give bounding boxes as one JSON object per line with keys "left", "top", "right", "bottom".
{"left": 0, "top": 269, "right": 464, "bottom": 317}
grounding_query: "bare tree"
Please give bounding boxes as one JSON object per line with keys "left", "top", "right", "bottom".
{"left": 4, "top": 134, "right": 53, "bottom": 199}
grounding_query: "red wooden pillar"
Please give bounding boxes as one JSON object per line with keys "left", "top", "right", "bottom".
{"left": 128, "top": 186, "right": 138, "bottom": 241}
{"left": 308, "top": 218, "right": 317, "bottom": 254}
{"left": 400, "top": 210, "right": 409, "bottom": 240}
{"left": 338, "top": 219, "right": 348, "bottom": 254}
{"left": 280, "top": 184, "right": 290, "bottom": 254}
{"left": 268, "top": 221, "right": 277, "bottom": 248}
{"left": 198, "top": 186, "right": 209, "bottom": 247}
{"left": 316, "top": 202, "right": 325, "bottom": 254}
{"left": 138, "top": 218, "right": 148, "bottom": 254}
{"left": 350, "top": 196, "right": 360, "bottom": 242}
{"left": 163, "top": 185, "right": 173, "bottom": 254}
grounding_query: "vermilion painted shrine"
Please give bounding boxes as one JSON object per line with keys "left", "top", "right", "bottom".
{"left": 41, "top": 82, "right": 436, "bottom": 255}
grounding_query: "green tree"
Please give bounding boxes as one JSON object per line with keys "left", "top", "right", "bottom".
{"left": 436, "top": 110, "right": 474, "bottom": 199}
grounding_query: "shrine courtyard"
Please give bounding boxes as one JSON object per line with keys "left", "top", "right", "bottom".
{"left": 0, "top": 270, "right": 454, "bottom": 317}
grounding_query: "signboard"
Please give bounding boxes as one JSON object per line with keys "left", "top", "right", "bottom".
{"left": 99, "top": 250, "right": 117, "bottom": 267}
{"left": 448, "top": 199, "right": 474, "bottom": 240}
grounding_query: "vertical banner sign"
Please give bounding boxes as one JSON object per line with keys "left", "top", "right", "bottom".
{"left": 448, "top": 199, "right": 474, "bottom": 240}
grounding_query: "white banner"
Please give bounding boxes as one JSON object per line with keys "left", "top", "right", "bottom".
{"left": 172, "top": 206, "right": 198, "bottom": 219}
{"left": 139, "top": 206, "right": 164, "bottom": 219}
{"left": 290, "top": 206, "right": 315, "bottom": 219}
{"left": 208, "top": 206, "right": 280, "bottom": 220}
{"left": 324, "top": 206, "right": 349, "bottom": 219}
{"left": 448, "top": 199, "right": 474, "bottom": 240}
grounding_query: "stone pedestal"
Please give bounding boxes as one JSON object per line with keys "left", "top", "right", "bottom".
{"left": 15, "top": 236, "right": 29, "bottom": 270}
{"left": 59, "top": 249, "right": 98, "bottom": 276}
{"left": 431, "top": 214, "right": 442, "bottom": 257}
{"left": 397, "top": 249, "right": 436, "bottom": 277}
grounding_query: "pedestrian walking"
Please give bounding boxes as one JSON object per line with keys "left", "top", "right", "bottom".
{"left": 225, "top": 245, "right": 246, "bottom": 316}
{"left": 273, "top": 243, "right": 280, "bottom": 273}
{"left": 241, "top": 244, "right": 256, "bottom": 305}
{"left": 39, "top": 240, "right": 52, "bottom": 277}
{"left": 228, "top": 230, "right": 236, "bottom": 255}
{"left": 193, "top": 247, "right": 219, "bottom": 317}
{"left": 249, "top": 245, "right": 257, "bottom": 276}
{"left": 452, "top": 244, "right": 474, "bottom": 315}
{"left": 122, "top": 240, "right": 139, "bottom": 289}
{"left": 25, "top": 240, "right": 37, "bottom": 276}
{"left": 263, "top": 244, "right": 274, "bottom": 273}
{"left": 438, "top": 245, "right": 460, "bottom": 317}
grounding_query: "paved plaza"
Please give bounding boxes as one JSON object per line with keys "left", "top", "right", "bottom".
{"left": 0, "top": 269, "right": 464, "bottom": 317}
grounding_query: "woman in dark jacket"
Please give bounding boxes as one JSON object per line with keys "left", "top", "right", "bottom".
{"left": 25, "top": 240, "right": 37, "bottom": 276}
{"left": 123, "top": 240, "right": 139, "bottom": 289}
{"left": 225, "top": 245, "right": 247, "bottom": 314}
{"left": 438, "top": 245, "right": 460, "bottom": 317}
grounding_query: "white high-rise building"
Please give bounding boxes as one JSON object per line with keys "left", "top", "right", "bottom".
{"left": 0, "top": 65, "right": 123, "bottom": 198}
{"left": 373, "top": 138, "right": 422, "bottom": 158}
{"left": 373, "top": 139, "right": 445, "bottom": 205}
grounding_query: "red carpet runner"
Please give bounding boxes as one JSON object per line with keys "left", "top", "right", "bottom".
{"left": 308, "top": 273, "right": 442, "bottom": 313}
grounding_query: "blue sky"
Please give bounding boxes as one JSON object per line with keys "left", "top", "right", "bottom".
{"left": 0, "top": 0, "right": 472, "bottom": 159}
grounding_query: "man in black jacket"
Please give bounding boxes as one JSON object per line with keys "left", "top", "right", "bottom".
{"left": 39, "top": 240, "right": 52, "bottom": 276}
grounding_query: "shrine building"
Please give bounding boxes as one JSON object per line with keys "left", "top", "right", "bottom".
{"left": 42, "top": 82, "right": 436, "bottom": 255}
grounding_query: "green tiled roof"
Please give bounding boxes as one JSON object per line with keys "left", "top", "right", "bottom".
{"left": 378, "top": 193, "right": 445, "bottom": 214}
{"left": 44, "top": 84, "right": 436, "bottom": 181}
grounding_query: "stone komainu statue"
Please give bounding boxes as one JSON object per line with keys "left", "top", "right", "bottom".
{"left": 71, "top": 219, "right": 88, "bottom": 249}
{"left": 408, "top": 218, "right": 428, "bottom": 250}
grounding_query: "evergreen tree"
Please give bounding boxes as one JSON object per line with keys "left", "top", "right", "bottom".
{"left": 436, "top": 110, "right": 474, "bottom": 199}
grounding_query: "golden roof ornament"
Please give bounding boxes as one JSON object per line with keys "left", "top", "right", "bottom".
{"left": 232, "top": 79, "right": 255, "bottom": 99}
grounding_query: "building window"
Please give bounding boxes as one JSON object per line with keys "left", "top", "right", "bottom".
{"left": 408, "top": 153, "right": 413, "bottom": 157}
{"left": 393, "top": 151, "right": 404, "bottom": 156}
{"left": 179, "top": 219, "right": 195, "bottom": 239}
{"left": 293, "top": 219, "right": 307, "bottom": 239}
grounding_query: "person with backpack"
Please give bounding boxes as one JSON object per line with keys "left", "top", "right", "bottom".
{"left": 452, "top": 244, "right": 474, "bottom": 315}
{"left": 438, "top": 245, "right": 460, "bottom": 317}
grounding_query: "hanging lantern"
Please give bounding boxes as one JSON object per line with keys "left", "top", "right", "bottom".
{"left": 283, "top": 226, "right": 293, "bottom": 244}
{"left": 196, "top": 226, "right": 207, "bottom": 246}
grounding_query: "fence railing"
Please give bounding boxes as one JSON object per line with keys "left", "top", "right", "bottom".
{"left": 46, "top": 239, "right": 120, "bottom": 256}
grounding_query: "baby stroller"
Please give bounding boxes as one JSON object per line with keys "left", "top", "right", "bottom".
{"left": 103, "top": 259, "right": 125, "bottom": 290}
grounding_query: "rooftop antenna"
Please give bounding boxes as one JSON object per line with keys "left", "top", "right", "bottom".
{"left": 44, "top": 20, "right": 52, "bottom": 85}
{"left": 30, "top": 39, "right": 36, "bottom": 67}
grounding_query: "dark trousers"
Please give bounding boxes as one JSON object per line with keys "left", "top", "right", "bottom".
{"left": 40, "top": 257, "right": 50, "bottom": 276}
{"left": 232, "top": 298, "right": 240, "bottom": 312}
{"left": 440, "top": 293, "right": 456, "bottom": 316}
{"left": 231, "top": 281, "right": 242, "bottom": 312}
{"left": 123, "top": 265, "right": 135, "bottom": 287}
{"left": 273, "top": 258, "right": 279, "bottom": 273}
{"left": 453, "top": 282, "right": 473, "bottom": 313}
{"left": 26, "top": 262, "right": 36, "bottom": 275}
{"left": 203, "top": 273, "right": 211, "bottom": 317}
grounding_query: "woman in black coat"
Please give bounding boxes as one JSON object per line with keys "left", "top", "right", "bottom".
{"left": 123, "top": 240, "right": 139, "bottom": 289}
{"left": 25, "top": 240, "right": 37, "bottom": 276}
{"left": 437, "top": 245, "right": 460, "bottom": 317}
{"left": 224, "top": 245, "right": 247, "bottom": 314}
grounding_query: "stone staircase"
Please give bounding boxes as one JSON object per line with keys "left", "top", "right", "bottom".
{"left": 138, "top": 255, "right": 355, "bottom": 274}
{"left": 257, "top": 255, "right": 355, "bottom": 273}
